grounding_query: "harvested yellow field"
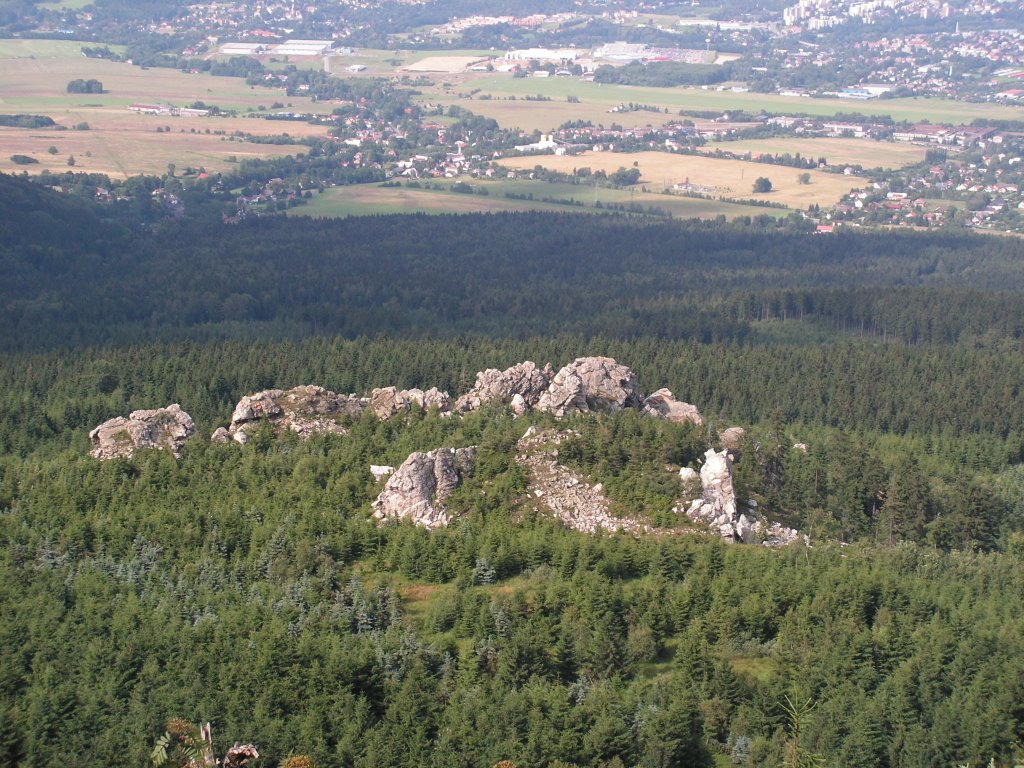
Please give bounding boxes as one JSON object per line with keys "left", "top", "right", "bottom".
{"left": 708, "top": 137, "right": 927, "bottom": 169}
{"left": 0, "top": 123, "right": 309, "bottom": 178}
{"left": 499, "top": 150, "right": 862, "bottom": 207}
{"left": 0, "top": 40, "right": 330, "bottom": 176}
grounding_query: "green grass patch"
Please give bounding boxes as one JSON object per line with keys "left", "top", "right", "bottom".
{"left": 728, "top": 654, "right": 775, "bottom": 683}
{"left": 0, "top": 39, "right": 124, "bottom": 59}
{"left": 457, "top": 74, "right": 1024, "bottom": 125}
{"left": 294, "top": 179, "right": 788, "bottom": 220}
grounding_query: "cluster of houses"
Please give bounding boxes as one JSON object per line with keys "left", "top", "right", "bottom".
{"left": 826, "top": 134, "right": 1024, "bottom": 231}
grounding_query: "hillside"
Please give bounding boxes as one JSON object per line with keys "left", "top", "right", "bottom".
{"left": 1, "top": 175, "right": 1023, "bottom": 768}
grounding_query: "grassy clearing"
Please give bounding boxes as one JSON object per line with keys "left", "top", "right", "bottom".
{"left": 36, "top": 0, "right": 93, "bottom": 9}
{"left": 499, "top": 150, "right": 859, "bottom": 208}
{"left": 0, "top": 39, "right": 116, "bottom": 59}
{"left": 292, "top": 179, "right": 789, "bottom": 219}
{"left": 708, "top": 136, "right": 927, "bottom": 170}
{"left": 728, "top": 654, "right": 775, "bottom": 683}
{"left": 0, "top": 39, "right": 331, "bottom": 176}
{"left": 497, "top": 178, "right": 788, "bottom": 217}
{"left": 419, "top": 74, "right": 1024, "bottom": 132}
{"left": 291, "top": 184, "right": 584, "bottom": 217}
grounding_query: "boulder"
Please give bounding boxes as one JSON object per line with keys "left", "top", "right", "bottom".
{"left": 372, "top": 447, "right": 476, "bottom": 528}
{"left": 211, "top": 427, "right": 231, "bottom": 444}
{"left": 370, "top": 464, "right": 395, "bottom": 482}
{"left": 454, "top": 361, "right": 554, "bottom": 414}
{"left": 90, "top": 404, "right": 195, "bottom": 460}
{"left": 227, "top": 385, "right": 368, "bottom": 440}
{"left": 719, "top": 426, "right": 746, "bottom": 455}
{"left": 371, "top": 386, "right": 451, "bottom": 421}
{"left": 537, "top": 357, "right": 643, "bottom": 417}
{"left": 679, "top": 466, "right": 700, "bottom": 485}
{"left": 230, "top": 389, "right": 284, "bottom": 426}
{"left": 642, "top": 388, "right": 704, "bottom": 426}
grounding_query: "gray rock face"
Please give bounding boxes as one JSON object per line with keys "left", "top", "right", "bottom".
{"left": 227, "top": 385, "right": 368, "bottom": 440}
{"left": 371, "top": 386, "right": 451, "bottom": 421}
{"left": 371, "top": 447, "right": 476, "bottom": 528}
{"left": 537, "top": 357, "right": 643, "bottom": 417}
{"left": 642, "top": 388, "right": 704, "bottom": 426}
{"left": 454, "top": 361, "right": 554, "bottom": 414}
{"left": 90, "top": 404, "right": 195, "bottom": 460}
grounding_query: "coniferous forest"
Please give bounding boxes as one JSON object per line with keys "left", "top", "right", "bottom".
{"left": 2, "top": 173, "right": 1024, "bottom": 768}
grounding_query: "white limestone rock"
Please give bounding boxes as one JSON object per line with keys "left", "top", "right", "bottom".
{"left": 371, "top": 386, "right": 451, "bottom": 421}
{"left": 642, "top": 388, "right": 704, "bottom": 426}
{"left": 370, "top": 464, "right": 395, "bottom": 482}
{"left": 90, "top": 404, "right": 195, "bottom": 460}
{"left": 371, "top": 447, "right": 476, "bottom": 528}
{"left": 537, "top": 356, "right": 643, "bottom": 417}
{"left": 454, "top": 361, "right": 554, "bottom": 414}
{"left": 226, "top": 385, "right": 368, "bottom": 440}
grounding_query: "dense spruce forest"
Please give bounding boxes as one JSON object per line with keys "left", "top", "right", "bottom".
{"left": 2, "top": 172, "right": 1024, "bottom": 768}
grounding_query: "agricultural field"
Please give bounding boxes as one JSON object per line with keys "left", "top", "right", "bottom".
{"left": 0, "top": 39, "right": 331, "bottom": 177}
{"left": 292, "top": 179, "right": 786, "bottom": 219}
{"left": 419, "top": 73, "right": 1024, "bottom": 132}
{"left": 291, "top": 184, "right": 573, "bottom": 216}
{"left": 402, "top": 55, "right": 490, "bottom": 73}
{"left": 499, "top": 150, "right": 859, "bottom": 208}
{"left": 707, "top": 136, "right": 928, "bottom": 169}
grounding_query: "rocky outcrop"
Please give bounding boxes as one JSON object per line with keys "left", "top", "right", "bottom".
{"left": 90, "top": 404, "right": 195, "bottom": 460}
{"left": 516, "top": 427, "right": 648, "bottom": 535}
{"left": 642, "top": 388, "right": 704, "bottom": 426}
{"left": 454, "top": 361, "right": 554, "bottom": 414}
{"left": 226, "top": 385, "right": 368, "bottom": 440}
{"left": 685, "top": 449, "right": 750, "bottom": 542}
{"left": 536, "top": 357, "right": 643, "bottom": 417}
{"left": 682, "top": 448, "right": 804, "bottom": 547}
{"left": 371, "top": 386, "right": 450, "bottom": 421}
{"left": 371, "top": 447, "right": 476, "bottom": 528}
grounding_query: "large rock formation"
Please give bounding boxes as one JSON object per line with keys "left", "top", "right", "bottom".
{"left": 642, "top": 388, "right": 704, "bottom": 426}
{"left": 686, "top": 449, "right": 751, "bottom": 542}
{"left": 371, "top": 386, "right": 451, "bottom": 421}
{"left": 516, "top": 427, "right": 648, "bottom": 535}
{"left": 372, "top": 447, "right": 476, "bottom": 528}
{"left": 454, "top": 361, "right": 554, "bottom": 414}
{"left": 90, "top": 404, "right": 195, "bottom": 460}
{"left": 225, "top": 385, "right": 368, "bottom": 441}
{"left": 536, "top": 357, "right": 643, "bottom": 417}
{"left": 683, "top": 448, "right": 804, "bottom": 547}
